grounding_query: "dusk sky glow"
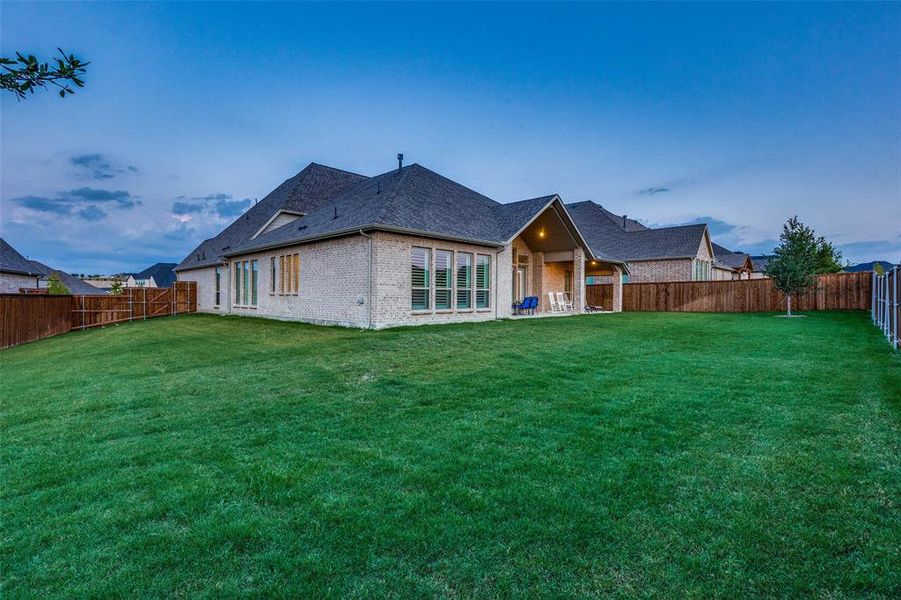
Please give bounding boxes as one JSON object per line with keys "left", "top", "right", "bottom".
{"left": 2, "top": 1, "right": 899, "bottom": 273}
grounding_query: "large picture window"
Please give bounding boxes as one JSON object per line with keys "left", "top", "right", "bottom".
{"left": 476, "top": 254, "right": 490, "bottom": 308}
{"left": 411, "top": 247, "right": 430, "bottom": 310}
{"left": 435, "top": 250, "right": 452, "bottom": 309}
{"left": 456, "top": 253, "right": 472, "bottom": 309}
{"left": 234, "top": 259, "right": 259, "bottom": 307}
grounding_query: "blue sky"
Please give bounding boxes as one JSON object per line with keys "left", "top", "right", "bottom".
{"left": 2, "top": 1, "right": 899, "bottom": 273}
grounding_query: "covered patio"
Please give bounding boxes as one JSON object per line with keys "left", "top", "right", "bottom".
{"left": 508, "top": 199, "right": 623, "bottom": 317}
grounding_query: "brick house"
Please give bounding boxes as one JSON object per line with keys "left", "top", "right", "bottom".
{"left": 175, "top": 162, "right": 629, "bottom": 328}
{"left": 566, "top": 201, "right": 753, "bottom": 282}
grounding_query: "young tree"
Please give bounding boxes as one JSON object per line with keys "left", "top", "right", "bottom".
{"left": 109, "top": 278, "right": 125, "bottom": 295}
{"left": 1, "top": 48, "right": 88, "bottom": 100}
{"left": 46, "top": 272, "right": 70, "bottom": 295}
{"left": 765, "top": 216, "right": 841, "bottom": 316}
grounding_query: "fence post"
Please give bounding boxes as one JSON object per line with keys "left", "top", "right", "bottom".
{"left": 892, "top": 266, "right": 898, "bottom": 350}
{"left": 872, "top": 271, "right": 876, "bottom": 322}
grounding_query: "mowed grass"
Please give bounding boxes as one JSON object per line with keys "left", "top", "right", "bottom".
{"left": 1, "top": 311, "right": 899, "bottom": 598}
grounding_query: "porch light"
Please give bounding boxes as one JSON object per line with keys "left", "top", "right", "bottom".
{"left": 538, "top": 229, "right": 546, "bottom": 238}
{"left": 591, "top": 261, "right": 597, "bottom": 266}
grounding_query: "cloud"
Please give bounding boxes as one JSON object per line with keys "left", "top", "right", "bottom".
{"left": 70, "top": 153, "right": 139, "bottom": 179}
{"left": 172, "top": 201, "right": 205, "bottom": 215}
{"left": 13, "top": 195, "right": 73, "bottom": 215}
{"left": 12, "top": 188, "right": 138, "bottom": 221}
{"left": 67, "top": 187, "right": 137, "bottom": 208}
{"left": 170, "top": 193, "right": 252, "bottom": 219}
{"left": 638, "top": 186, "right": 670, "bottom": 195}
{"left": 215, "top": 197, "right": 252, "bottom": 217}
{"left": 77, "top": 206, "right": 107, "bottom": 221}
{"left": 679, "top": 216, "right": 738, "bottom": 238}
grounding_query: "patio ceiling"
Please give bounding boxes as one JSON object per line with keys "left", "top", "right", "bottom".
{"left": 518, "top": 201, "right": 583, "bottom": 254}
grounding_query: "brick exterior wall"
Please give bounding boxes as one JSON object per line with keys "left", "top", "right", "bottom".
{"left": 178, "top": 235, "right": 370, "bottom": 327}
{"left": 177, "top": 266, "right": 225, "bottom": 313}
{"left": 624, "top": 258, "right": 693, "bottom": 283}
{"left": 177, "top": 227, "right": 593, "bottom": 328}
{"left": 369, "top": 232, "right": 503, "bottom": 328}
{"left": 0, "top": 273, "right": 39, "bottom": 293}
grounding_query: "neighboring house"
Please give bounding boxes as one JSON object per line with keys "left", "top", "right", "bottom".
{"left": 711, "top": 243, "right": 754, "bottom": 280}
{"left": 131, "top": 262, "right": 177, "bottom": 288}
{"left": 0, "top": 238, "right": 107, "bottom": 294}
{"left": 175, "top": 161, "right": 630, "bottom": 328}
{"left": 566, "top": 201, "right": 719, "bottom": 283}
{"left": 750, "top": 255, "right": 774, "bottom": 279}
{"left": 1, "top": 238, "right": 44, "bottom": 293}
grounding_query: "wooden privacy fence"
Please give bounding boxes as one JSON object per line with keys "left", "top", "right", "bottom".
{"left": 871, "top": 267, "right": 899, "bottom": 350}
{"left": 0, "top": 295, "right": 73, "bottom": 350}
{"left": 1, "top": 282, "right": 196, "bottom": 349}
{"left": 587, "top": 272, "right": 871, "bottom": 313}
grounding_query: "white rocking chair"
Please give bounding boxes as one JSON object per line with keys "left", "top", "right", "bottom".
{"left": 557, "top": 291, "right": 574, "bottom": 312}
{"left": 547, "top": 291, "right": 560, "bottom": 313}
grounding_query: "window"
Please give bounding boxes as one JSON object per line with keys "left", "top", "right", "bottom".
{"left": 692, "top": 259, "right": 711, "bottom": 281}
{"left": 214, "top": 267, "right": 221, "bottom": 306}
{"left": 250, "top": 260, "right": 258, "bottom": 305}
{"left": 234, "top": 262, "right": 242, "bottom": 305}
{"left": 233, "top": 260, "right": 258, "bottom": 306}
{"left": 435, "top": 250, "right": 452, "bottom": 309}
{"left": 411, "top": 247, "right": 430, "bottom": 310}
{"left": 476, "top": 254, "right": 490, "bottom": 308}
{"left": 622, "top": 273, "right": 630, "bottom": 284}
{"left": 243, "top": 261, "right": 250, "bottom": 305}
{"left": 270, "top": 257, "right": 276, "bottom": 293}
{"left": 271, "top": 253, "right": 299, "bottom": 295}
{"left": 456, "top": 252, "right": 472, "bottom": 309}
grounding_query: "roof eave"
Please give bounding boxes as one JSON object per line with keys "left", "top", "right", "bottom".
{"left": 222, "top": 224, "right": 506, "bottom": 258}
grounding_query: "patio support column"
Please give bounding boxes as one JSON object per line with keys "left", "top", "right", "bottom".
{"left": 612, "top": 265, "right": 623, "bottom": 312}
{"left": 573, "top": 248, "right": 585, "bottom": 313}
{"left": 532, "top": 252, "right": 544, "bottom": 312}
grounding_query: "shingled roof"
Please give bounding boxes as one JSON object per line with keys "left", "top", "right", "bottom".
{"left": 711, "top": 243, "right": 752, "bottom": 270}
{"left": 27, "top": 260, "right": 108, "bottom": 295}
{"left": 176, "top": 162, "right": 624, "bottom": 268}
{"left": 566, "top": 201, "right": 710, "bottom": 261}
{"left": 133, "top": 262, "right": 178, "bottom": 288}
{"left": 176, "top": 163, "right": 367, "bottom": 271}
{"left": 1, "top": 237, "right": 107, "bottom": 294}
{"left": 1, "top": 237, "right": 42, "bottom": 276}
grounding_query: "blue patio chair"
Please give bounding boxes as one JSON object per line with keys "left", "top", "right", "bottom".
{"left": 513, "top": 296, "right": 539, "bottom": 315}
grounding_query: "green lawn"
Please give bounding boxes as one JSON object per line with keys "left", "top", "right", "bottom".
{"left": 2, "top": 312, "right": 899, "bottom": 598}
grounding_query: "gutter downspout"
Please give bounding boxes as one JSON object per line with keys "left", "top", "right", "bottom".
{"left": 359, "top": 230, "right": 373, "bottom": 329}
{"left": 495, "top": 245, "right": 504, "bottom": 322}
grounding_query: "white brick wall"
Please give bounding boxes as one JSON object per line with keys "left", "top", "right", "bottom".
{"left": 370, "top": 232, "right": 503, "bottom": 328}
{"left": 0, "top": 273, "right": 38, "bottom": 293}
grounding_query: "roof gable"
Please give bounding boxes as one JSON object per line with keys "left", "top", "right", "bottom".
{"left": 1, "top": 238, "right": 42, "bottom": 276}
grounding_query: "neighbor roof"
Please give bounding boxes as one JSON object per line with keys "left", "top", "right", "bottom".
{"left": 1, "top": 237, "right": 42, "bottom": 276}
{"left": 27, "top": 260, "right": 108, "bottom": 295}
{"left": 712, "top": 243, "right": 752, "bottom": 270}
{"left": 566, "top": 201, "right": 709, "bottom": 261}
{"left": 750, "top": 255, "right": 774, "bottom": 273}
{"left": 133, "top": 262, "right": 177, "bottom": 288}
